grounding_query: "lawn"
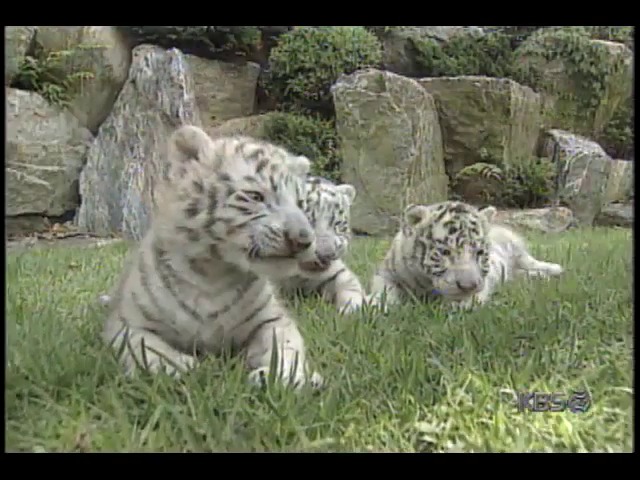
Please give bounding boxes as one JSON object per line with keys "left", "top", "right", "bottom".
{"left": 5, "top": 227, "right": 633, "bottom": 452}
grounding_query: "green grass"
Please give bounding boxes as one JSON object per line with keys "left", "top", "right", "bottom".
{"left": 5, "top": 228, "right": 633, "bottom": 452}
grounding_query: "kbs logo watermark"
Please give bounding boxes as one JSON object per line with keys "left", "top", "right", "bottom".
{"left": 516, "top": 391, "right": 591, "bottom": 413}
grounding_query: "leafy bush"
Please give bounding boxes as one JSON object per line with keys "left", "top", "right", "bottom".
{"left": 261, "top": 111, "right": 341, "bottom": 181}
{"left": 407, "top": 26, "right": 632, "bottom": 82}
{"left": 119, "top": 26, "right": 263, "bottom": 60}
{"left": 487, "top": 26, "right": 633, "bottom": 49}
{"left": 454, "top": 162, "right": 503, "bottom": 182}
{"left": 453, "top": 158, "right": 556, "bottom": 208}
{"left": 366, "top": 26, "right": 402, "bottom": 36}
{"left": 481, "top": 26, "right": 546, "bottom": 49}
{"left": 513, "top": 27, "right": 627, "bottom": 110}
{"left": 597, "top": 97, "right": 634, "bottom": 160}
{"left": 263, "top": 26, "right": 382, "bottom": 115}
{"left": 411, "top": 31, "right": 515, "bottom": 77}
{"left": 12, "top": 43, "right": 95, "bottom": 107}
{"left": 586, "top": 26, "right": 634, "bottom": 49}
{"left": 498, "top": 158, "right": 557, "bottom": 208}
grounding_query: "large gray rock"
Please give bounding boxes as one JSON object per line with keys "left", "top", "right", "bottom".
{"left": 185, "top": 54, "right": 260, "bottom": 128}
{"left": 76, "top": 44, "right": 202, "bottom": 241}
{"left": 539, "top": 129, "right": 612, "bottom": 226}
{"left": 332, "top": 68, "right": 448, "bottom": 236}
{"left": 493, "top": 207, "right": 575, "bottom": 233}
{"left": 5, "top": 216, "right": 54, "bottom": 237}
{"left": 6, "top": 88, "right": 93, "bottom": 219}
{"left": 5, "top": 26, "right": 37, "bottom": 85}
{"left": 372, "top": 26, "right": 485, "bottom": 77}
{"left": 33, "top": 26, "right": 132, "bottom": 133}
{"left": 594, "top": 202, "right": 633, "bottom": 228}
{"left": 603, "top": 158, "right": 633, "bottom": 203}
{"left": 418, "top": 76, "right": 543, "bottom": 178}
{"left": 514, "top": 30, "right": 633, "bottom": 138}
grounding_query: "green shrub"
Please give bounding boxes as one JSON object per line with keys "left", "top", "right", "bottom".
{"left": 263, "top": 26, "right": 382, "bottom": 115}
{"left": 489, "top": 26, "right": 634, "bottom": 50}
{"left": 261, "top": 111, "right": 341, "bottom": 181}
{"left": 119, "top": 26, "right": 263, "bottom": 59}
{"left": 409, "top": 26, "right": 632, "bottom": 82}
{"left": 12, "top": 43, "right": 95, "bottom": 107}
{"left": 367, "top": 26, "right": 402, "bottom": 36}
{"left": 498, "top": 158, "right": 557, "bottom": 208}
{"left": 482, "top": 26, "right": 546, "bottom": 49}
{"left": 454, "top": 162, "right": 503, "bottom": 183}
{"left": 586, "top": 26, "right": 634, "bottom": 49}
{"left": 512, "top": 27, "right": 627, "bottom": 112}
{"left": 453, "top": 158, "right": 556, "bottom": 209}
{"left": 411, "top": 31, "right": 515, "bottom": 77}
{"left": 597, "top": 97, "right": 634, "bottom": 160}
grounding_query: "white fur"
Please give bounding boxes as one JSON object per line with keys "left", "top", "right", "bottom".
{"left": 102, "top": 127, "right": 324, "bottom": 389}
{"left": 456, "top": 222, "right": 565, "bottom": 310}
{"left": 277, "top": 177, "right": 367, "bottom": 314}
{"left": 370, "top": 202, "right": 564, "bottom": 311}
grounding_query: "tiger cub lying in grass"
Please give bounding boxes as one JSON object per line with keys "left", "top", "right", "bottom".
{"left": 369, "top": 201, "right": 564, "bottom": 310}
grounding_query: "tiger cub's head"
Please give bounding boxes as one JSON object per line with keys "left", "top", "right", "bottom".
{"left": 298, "top": 176, "right": 357, "bottom": 273}
{"left": 398, "top": 201, "right": 494, "bottom": 301}
{"left": 157, "top": 125, "right": 318, "bottom": 279}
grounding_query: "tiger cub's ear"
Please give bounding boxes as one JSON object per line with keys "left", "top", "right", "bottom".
{"left": 168, "top": 125, "right": 218, "bottom": 166}
{"left": 285, "top": 155, "right": 312, "bottom": 177}
{"left": 335, "top": 184, "right": 357, "bottom": 204}
{"left": 404, "top": 204, "right": 430, "bottom": 227}
{"left": 478, "top": 205, "right": 498, "bottom": 224}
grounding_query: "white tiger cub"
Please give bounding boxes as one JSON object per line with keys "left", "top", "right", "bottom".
{"left": 370, "top": 201, "right": 564, "bottom": 310}
{"left": 102, "top": 125, "right": 324, "bottom": 389}
{"left": 277, "top": 176, "right": 367, "bottom": 314}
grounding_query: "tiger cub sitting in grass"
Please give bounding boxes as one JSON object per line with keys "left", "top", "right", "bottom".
{"left": 276, "top": 175, "right": 367, "bottom": 314}
{"left": 101, "top": 125, "right": 325, "bottom": 389}
{"left": 369, "top": 200, "right": 564, "bottom": 310}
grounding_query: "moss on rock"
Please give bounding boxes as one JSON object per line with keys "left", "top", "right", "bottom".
{"left": 512, "top": 27, "right": 633, "bottom": 138}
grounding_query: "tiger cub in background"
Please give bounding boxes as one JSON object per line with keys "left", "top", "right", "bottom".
{"left": 369, "top": 201, "right": 564, "bottom": 310}
{"left": 277, "top": 176, "right": 367, "bottom": 314}
{"left": 102, "top": 125, "right": 324, "bottom": 389}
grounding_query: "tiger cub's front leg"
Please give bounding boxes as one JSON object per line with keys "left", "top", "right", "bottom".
{"left": 104, "top": 322, "right": 197, "bottom": 377}
{"left": 453, "top": 284, "right": 494, "bottom": 311}
{"left": 314, "top": 260, "right": 367, "bottom": 314}
{"left": 244, "top": 311, "right": 323, "bottom": 390}
{"left": 367, "top": 271, "right": 404, "bottom": 313}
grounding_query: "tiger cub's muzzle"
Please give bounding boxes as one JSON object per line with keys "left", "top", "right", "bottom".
{"left": 299, "top": 234, "right": 338, "bottom": 273}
